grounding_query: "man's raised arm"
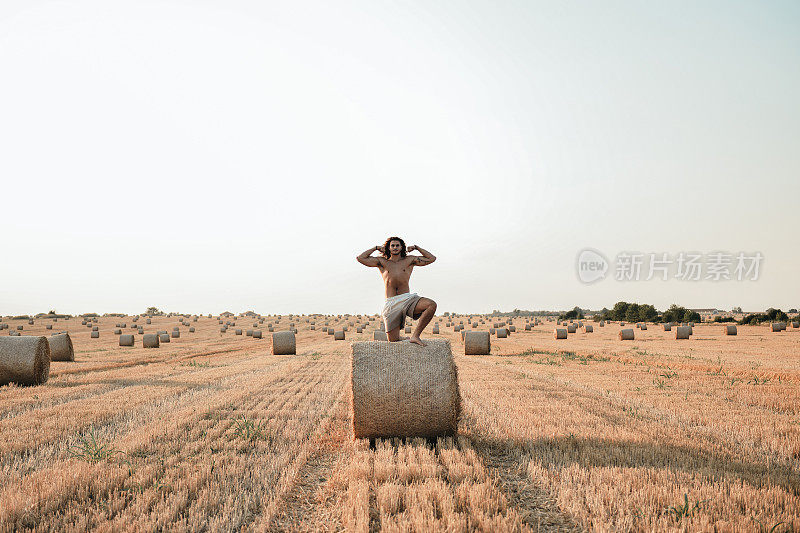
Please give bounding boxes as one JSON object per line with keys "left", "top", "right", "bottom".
{"left": 408, "top": 245, "right": 436, "bottom": 266}
{"left": 357, "top": 245, "right": 383, "bottom": 267}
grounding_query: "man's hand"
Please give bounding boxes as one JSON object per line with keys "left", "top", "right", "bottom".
{"left": 407, "top": 245, "right": 416, "bottom": 252}
{"left": 377, "top": 245, "right": 385, "bottom": 255}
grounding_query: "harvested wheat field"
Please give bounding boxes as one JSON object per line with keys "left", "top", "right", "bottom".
{"left": 1, "top": 314, "right": 798, "bottom": 532}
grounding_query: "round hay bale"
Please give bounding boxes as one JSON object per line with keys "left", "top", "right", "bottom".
{"left": 567, "top": 324, "right": 577, "bottom": 333}
{"left": 404, "top": 326, "right": 411, "bottom": 334}
{"left": 146, "top": 319, "right": 151, "bottom": 324}
{"left": 189, "top": 327, "right": 195, "bottom": 333}
{"left": 114, "top": 329, "right": 122, "bottom": 335}
{"left": 350, "top": 338, "right": 460, "bottom": 438}
{"left": 272, "top": 331, "right": 296, "bottom": 355}
{"left": 640, "top": 324, "right": 648, "bottom": 331}
{"left": 584, "top": 325, "right": 593, "bottom": 333}
{"left": 554, "top": 328, "right": 567, "bottom": 339}
{"left": 373, "top": 330, "right": 388, "bottom": 341}
{"left": 327, "top": 329, "right": 334, "bottom": 335}
{"left": 725, "top": 325, "right": 737, "bottom": 335}
{"left": 119, "top": 334, "right": 135, "bottom": 347}
{"left": 599, "top": 321, "right": 605, "bottom": 327}
{"left": 675, "top": 326, "right": 691, "bottom": 339}
{"left": 0, "top": 336, "right": 50, "bottom": 385}
{"left": 143, "top": 334, "right": 160, "bottom": 348}
{"left": 619, "top": 329, "right": 635, "bottom": 341}
{"left": 171, "top": 330, "right": 180, "bottom": 338}
{"left": 48, "top": 333, "right": 74, "bottom": 362}
{"left": 92, "top": 326, "right": 98, "bottom": 332}
{"left": 17, "top": 325, "right": 23, "bottom": 331}
{"left": 235, "top": 329, "right": 242, "bottom": 335}
{"left": 508, "top": 326, "right": 516, "bottom": 332}
{"left": 356, "top": 327, "right": 362, "bottom": 333}
{"left": 524, "top": 324, "right": 531, "bottom": 331}
{"left": 496, "top": 328, "right": 507, "bottom": 338}
{"left": 90, "top": 331, "right": 99, "bottom": 339}
{"left": 334, "top": 330, "right": 345, "bottom": 340}
{"left": 464, "top": 331, "right": 490, "bottom": 355}
{"left": 663, "top": 324, "right": 672, "bottom": 331}
{"left": 246, "top": 330, "right": 253, "bottom": 336}
{"left": 771, "top": 322, "right": 783, "bottom": 332}
{"left": 159, "top": 333, "right": 170, "bottom": 343}
{"left": 252, "top": 330, "right": 262, "bottom": 339}
{"left": 310, "top": 325, "right": 315, "bottom": 331}
{"left": 46, "top": 324, "right": 52, "bottom": 330}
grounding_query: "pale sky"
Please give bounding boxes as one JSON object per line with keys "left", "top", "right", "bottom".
{"left": 1, "top": 1, "right": 798, "bottom": 316}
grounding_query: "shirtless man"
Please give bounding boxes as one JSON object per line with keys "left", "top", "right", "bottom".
{"left": 356, "top": 236, "right": 437, "bottom": 347}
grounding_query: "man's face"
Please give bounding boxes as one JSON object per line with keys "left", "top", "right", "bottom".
{"left": 389, "top": 240, "right": 402, "bottom": 256}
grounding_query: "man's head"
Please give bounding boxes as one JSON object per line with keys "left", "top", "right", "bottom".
{"left": 382, "top": 236, "right": 406, "bottom": 259}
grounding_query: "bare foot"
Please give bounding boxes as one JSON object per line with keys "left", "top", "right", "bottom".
{"left": 409, "top": 336, "right": 427, "bottom": 347}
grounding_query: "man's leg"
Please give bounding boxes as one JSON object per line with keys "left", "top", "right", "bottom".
{"left": 387, "top": 326, "right": 402, "bottom": 341}
{"left": 409, "top": 298, "right": 436, "bottom": 347}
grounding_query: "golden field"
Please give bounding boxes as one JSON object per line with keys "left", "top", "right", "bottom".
{"left": 0, "top": 314, "right": 798, "bottom": 532}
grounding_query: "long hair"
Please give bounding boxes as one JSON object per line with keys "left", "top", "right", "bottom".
{"left": 382, "top": 236, "right": 406, "bottom": 259}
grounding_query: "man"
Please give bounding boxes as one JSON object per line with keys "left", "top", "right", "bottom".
{"left": 356, "top": 236, "right": 437, "bottom": 346}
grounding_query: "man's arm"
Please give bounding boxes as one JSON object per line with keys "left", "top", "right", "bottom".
{"left": 408, "top": 245, "right": 436, "bottom": 266}
{"left": 356, "top": 245, "right": 384, "bottom": 267}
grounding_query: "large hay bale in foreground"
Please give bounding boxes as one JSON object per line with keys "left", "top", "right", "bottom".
{"left": 675, "top": 326, "right": 692, "bottom": 340}
{"left": 351, "top": 339, "right": 460, "bottom": 439}
{"left": 619, "top": 329, "right": 635, "bottom": 341}
{"left": 0, "top": 336, "right": 50, "bottom": 386}
{"left": 143, "top": 334, "right": 159, "bottom": 348}
{"left": 48, "top": 333, "right": 75, "bottom": 362}
{"left": 272, "top": 331, "right": 296, "bottom": 355}
{"left": 334, "top": 330, "right": 345, "bottom": 340}
{"left": 119, "top": 334, "right": 135, "bottom": 346}
{"left": 725, "top": 325, "right": 737, "bottom": 335}
{"left": 464, "top": 331, "right": 490, "bottom": 355}
{"left": 554, "top": 328, "right": 567, "bottom": 339}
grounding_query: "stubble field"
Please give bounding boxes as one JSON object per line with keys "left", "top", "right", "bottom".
{"left": 1, "top": 314, "right": 798, "bottom": 532}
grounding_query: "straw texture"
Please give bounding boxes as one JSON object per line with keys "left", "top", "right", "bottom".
{"left": 48, "top": 333, "right": 74, "bottom": 362}
{"left": 350, "top": 339, "right": 460, "bottom": 439}
{"left": 0, "top": 336, "right": 51, "bottom": 386}
{"left": 272, "top": 331, "right": 296, "bottom": 355}
{"left": 464, "top": 331, "right": 490, "bottom": 355}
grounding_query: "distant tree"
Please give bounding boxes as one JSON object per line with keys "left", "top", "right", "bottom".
{"left": 146, "top": 306, "right": 163, "bottom": 316}
{"left": 625, "top": 303, "right": 640, "bottom": 323}
{"left": 682, "top": 309, "right": 701, "bottom": 323}
{"left": 559, "top": 306, "right": 584, "bottom": 320}
{"left": 612, "top": 301, "right": 629, "bottom": 321}
{"left": 638, "top": 304, "right": 658, "bottom": 322}
{"left": 789, "top": 308, "right": 798, "bottom": 314}
{"left": 731, "top": 306, "right": 743, "bottom": 313}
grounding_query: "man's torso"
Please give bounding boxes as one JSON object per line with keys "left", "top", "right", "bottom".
{"left": 378, "top": 257, "right": 415, "bottom": 298}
